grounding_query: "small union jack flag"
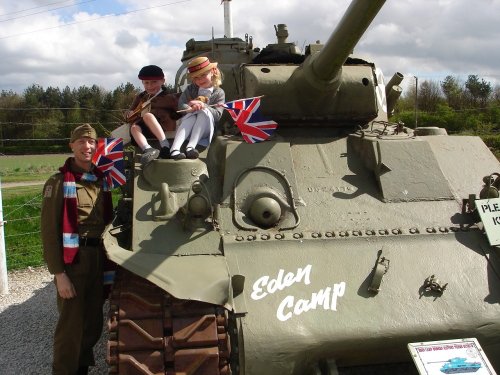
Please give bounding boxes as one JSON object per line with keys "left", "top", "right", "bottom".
{"left": 223, "top": 96, "right": 278, "bottom": 144}
{"left": 92, "top": 137, "right": 126, "bottom": 189}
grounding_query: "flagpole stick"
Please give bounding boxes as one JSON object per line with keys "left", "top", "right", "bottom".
{"left": 176, "top": 95, "right": 265, "bottom": 113}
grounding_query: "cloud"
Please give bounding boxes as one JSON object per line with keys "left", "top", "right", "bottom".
{"left": 0, "top": 0, "right": 499, "bottom": 95}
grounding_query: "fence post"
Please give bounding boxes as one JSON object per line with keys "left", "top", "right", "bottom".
{"left": 0, "top": 177, "right": 9, "bottom": 294}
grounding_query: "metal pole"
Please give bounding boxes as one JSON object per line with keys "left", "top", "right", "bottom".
{"left": 223, "top": 0, "right": 233, "bottom": 38}
{"left": 414, "top": 75, "right": 418, "bottom": 129}
{"left": 0, "top": 177, "right": 9, "bottom": 295}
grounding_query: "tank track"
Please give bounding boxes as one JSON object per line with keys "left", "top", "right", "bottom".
{"left": 108, "top": 268, "right": 234, "bottom": 375}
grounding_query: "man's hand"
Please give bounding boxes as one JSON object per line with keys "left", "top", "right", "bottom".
{"left": 55, "top": 272, "right": 76, "bottom": 299}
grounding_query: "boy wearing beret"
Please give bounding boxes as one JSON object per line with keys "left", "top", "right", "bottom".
{"left": 128, "top": 64, "right": 180, "bottom": 166}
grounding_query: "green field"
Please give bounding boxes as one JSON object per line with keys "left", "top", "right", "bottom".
{"left": 2, "top": 191, "right": 44, "bottom": 270}
{"left": 0, "top": 154, "right": 70, "bottom": 184}
{"left": 1, "top": 154, "right": 121, "bottom": 270}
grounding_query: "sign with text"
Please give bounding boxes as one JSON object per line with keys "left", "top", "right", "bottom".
{"left": 408, "top": 338, "right": 496, "bottom": 375}
{"left": 477, "top": 198, "right": 500, "bottom": 246}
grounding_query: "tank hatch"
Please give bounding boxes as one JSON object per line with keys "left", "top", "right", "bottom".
{"left": 252, "top": 24, "right": 305, "bottom": 64}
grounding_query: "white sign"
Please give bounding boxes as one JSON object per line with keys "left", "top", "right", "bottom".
{"left": 476, "top": 198, "right": 500, "bottom": 246}
{"left": 408, "top": 338, "right": 496, "bottom": 375}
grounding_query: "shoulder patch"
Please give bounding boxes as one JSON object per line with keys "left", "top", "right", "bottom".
{"left": 44, "top": 185, "right": 53, "bottom": 198}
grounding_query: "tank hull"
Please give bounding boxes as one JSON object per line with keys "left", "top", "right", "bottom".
{"left": 105, "top": 133, "right": 500, "bottom": 374}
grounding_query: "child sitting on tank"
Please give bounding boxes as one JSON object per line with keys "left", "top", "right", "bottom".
{"left": 170, "top": 57, "right": 225, "bottom": 160}
{"left": 127, "top": 65, "right": 180, "bottom": 166}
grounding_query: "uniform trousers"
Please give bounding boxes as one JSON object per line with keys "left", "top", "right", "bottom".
{"left": 52, "top": 246, "right": 104, "bottom": 375}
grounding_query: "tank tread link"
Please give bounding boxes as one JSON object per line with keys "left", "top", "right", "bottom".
{"left": 108, "top": 269, "right": 235, "bottom": 375}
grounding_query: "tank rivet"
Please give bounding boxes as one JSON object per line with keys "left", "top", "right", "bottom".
{"left": 247, "top": 235, "right": 256, "bottom": 241}
{"left": 325, "top": 231, "right": 334, "bottom": 237}
{"left": 392, "top": 229, "right": 401, "bottom": 235}
{"left": 366, "top": 230, "right": 375, "bottom": 236}
{"left": 409, "top": 227, "right": 419, "bottom": 234}
{"left": 426, "top": 227, "right": 436, "bottom": 233}
{"left": 339, "top": 231, "right": 348, "bottom": 237}
{"left": 293, "top": 233, "right": 303, "bottom": 239}
{"left": 261, "top": 234, "right": 270, "bottom": 240}
{"left": 236, "top": 236, "right": 244, "bottom": 241}
{"left": 439, "top": 227, "right": 448, "bottom": 233}
{"left": 275, "top": 233, "right": 284, "bottom": 239}
{"left": 312, "top": 232, "right": 321, "bottom": 238}
{"left": 450, "top": 227, "right": 459, "bottom": 232}
{"left": 379, "top": 229, "right": 389, "bottom": 235}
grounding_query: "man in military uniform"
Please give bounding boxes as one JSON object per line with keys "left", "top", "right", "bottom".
{"left": 41, "top": 124, "right": 113, "bottom": 375}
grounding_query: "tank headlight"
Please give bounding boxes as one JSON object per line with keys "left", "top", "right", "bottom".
{"left": 248, "top": 196, "right": 281, "bottom": 228}
{"left": 188, "top": 195, "right": 209, "bottom": 217}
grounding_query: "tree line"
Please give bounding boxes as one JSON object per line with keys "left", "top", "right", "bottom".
{"left": 0, "top": 74, "right": 499, "bottom": 153}
{"left": 0, "top": 82, "right": 174, "bottom": 153}
{"left": 393, "top": 74, "right": 500, "bottom": 134}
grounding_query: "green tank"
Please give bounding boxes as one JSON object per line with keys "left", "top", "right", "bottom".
{"left": 104, "top": 0, "right": 500, "bottom": 374}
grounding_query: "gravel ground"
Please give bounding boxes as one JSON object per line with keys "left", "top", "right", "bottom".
{"left": 0, "top": 266, "right": 108, "bottom": 374}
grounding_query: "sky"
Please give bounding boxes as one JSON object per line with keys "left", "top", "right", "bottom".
{"left": 1, "top": 0, "right": 500, "bottom": 96}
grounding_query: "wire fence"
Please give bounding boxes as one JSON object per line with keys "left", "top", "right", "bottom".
{"left": 0, "top": 181, "right": 123, "bottom": 273}
{"left": 1, "top": 189, "right": 44, "bottom": 271}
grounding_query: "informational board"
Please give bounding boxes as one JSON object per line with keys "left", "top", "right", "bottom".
{"left": 408, "top": 338, "right": 497, "bottom": 375}
{"left": 476, "top": 198, "right": 500, "bottom": 246}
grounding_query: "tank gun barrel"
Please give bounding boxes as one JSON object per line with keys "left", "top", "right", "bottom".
{"left": 312, "top": 0, "right": 386, "bottom": 80}
{"left": 308, "top": 0, "right": 386, "bottom": 85}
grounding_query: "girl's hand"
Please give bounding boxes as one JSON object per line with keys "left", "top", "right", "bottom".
{"left": 188, "top": 100, "right": 205, "bottom": 112}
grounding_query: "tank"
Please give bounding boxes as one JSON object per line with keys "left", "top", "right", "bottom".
{"left": 103, "top": 0, "right": 500, "bottom": 374}
{"left": 438, "top": 358, "right": 482, "bottom": 374}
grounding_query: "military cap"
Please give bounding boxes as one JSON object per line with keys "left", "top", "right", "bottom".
{"left": 70, "top": 123, "right": 97, "bottom": 142}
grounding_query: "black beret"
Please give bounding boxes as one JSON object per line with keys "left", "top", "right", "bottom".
{"left": 138, "top": 65, "right": 164, "bottom": 80}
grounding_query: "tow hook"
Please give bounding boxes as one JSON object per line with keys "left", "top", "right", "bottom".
{"left": 420, "top": 274, "right": 448, "bottom": 298}
{"left": 368, "top": 249, "right": 390, "bottom": 294}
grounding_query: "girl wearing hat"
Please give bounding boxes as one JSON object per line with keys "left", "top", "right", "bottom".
{"left": 170, "top": 57, "right": 225, "bottom": 159}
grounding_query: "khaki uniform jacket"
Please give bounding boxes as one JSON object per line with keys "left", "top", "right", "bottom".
{"left": 41, "top": 159, "right": 109, "bottom": 274}
{"left": 129, "top": 89, "right": 181, "bottom": 132}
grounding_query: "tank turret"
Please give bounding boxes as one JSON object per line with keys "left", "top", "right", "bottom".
{"left": 251, "top": 0, "right": 386, "bottom": 121}
{"left": 176, "top": 0, "right": 393, "bottom": 126}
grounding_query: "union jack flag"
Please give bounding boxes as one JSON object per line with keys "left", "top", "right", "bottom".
{"left": 223, "top": 96, "right": 278, "bottom": 143}
{"left": 92, "top": 137, "right": 126, "bottom": 189}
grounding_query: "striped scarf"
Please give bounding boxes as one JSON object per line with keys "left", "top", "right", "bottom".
{"left": 59, "top": 158, "right": 112, "bottom": 264}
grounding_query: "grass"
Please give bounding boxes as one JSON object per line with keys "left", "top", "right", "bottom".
{"left": 0, "top": 154, "right": 70, "bottom": 183}
{"left": 2, "top": 191, "right": 44, "bottom": 270}
{"left": 0, "top": 156, "right": 58, "bottom": 269}
{"left": 1, "top": 154, "right": 123, "bottom": 270}
{"left": 1, "top": 185, "right": 44, "bottom": 199}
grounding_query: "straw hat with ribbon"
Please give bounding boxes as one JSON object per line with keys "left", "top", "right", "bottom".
{"left": 187, "top": 57, "right": 218, "bottom": 79}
